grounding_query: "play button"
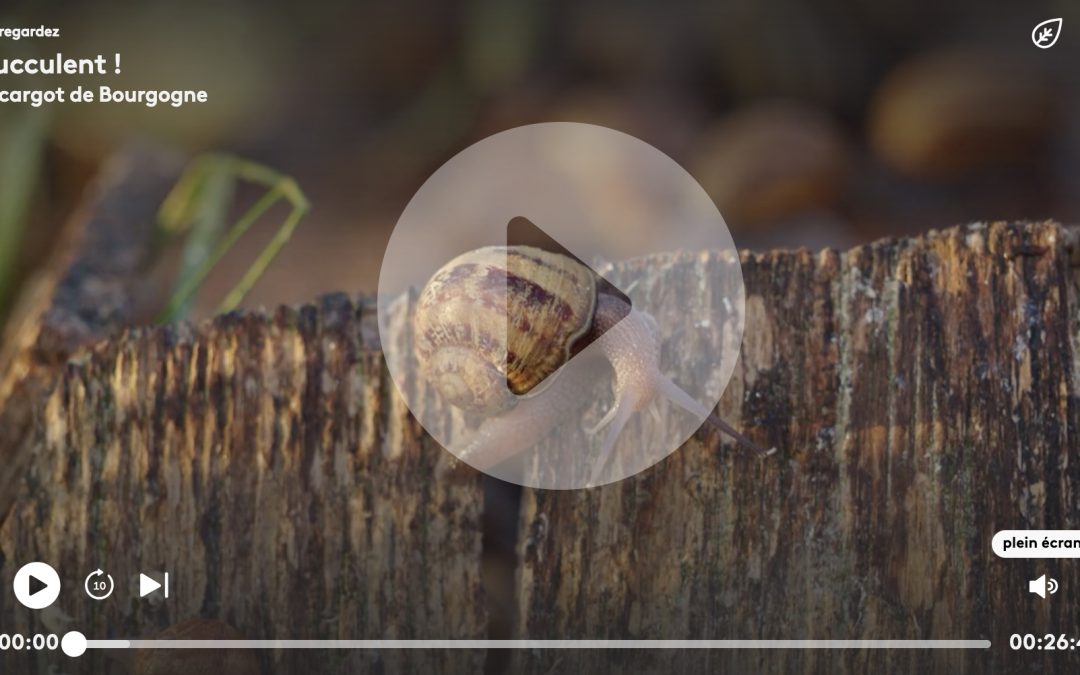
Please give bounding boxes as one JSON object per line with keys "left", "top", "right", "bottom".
{"left": 28, "top": 575, "right": 47, "bottom": 596}
{"left": 13, "top": 562, "right": 61, "bottom": 610}
{"left": 378, "top": 123, "right": 746, "bottom": 489}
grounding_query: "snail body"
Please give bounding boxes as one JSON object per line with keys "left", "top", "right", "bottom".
{"left": 414, "top": 245, "right": 770, "bottom": 477}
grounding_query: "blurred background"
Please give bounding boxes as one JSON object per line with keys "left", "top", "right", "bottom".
{"left": 0, "top": 0, "right": 1078, "bottom": 321}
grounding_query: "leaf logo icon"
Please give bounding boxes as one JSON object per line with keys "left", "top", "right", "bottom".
{"left": 1032, "top": 18, "right": 1062, "bottom": 49}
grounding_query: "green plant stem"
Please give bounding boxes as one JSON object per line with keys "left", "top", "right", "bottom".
{"left": 171, "top": 164, "right": 235, "bottom": 318}
{"left": 157, "top": 156, "right": 310, "bottom": 322}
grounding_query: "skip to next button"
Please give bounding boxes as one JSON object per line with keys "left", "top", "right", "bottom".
{"left": 993, "top": 530, "right": 1080, "bottom": 557}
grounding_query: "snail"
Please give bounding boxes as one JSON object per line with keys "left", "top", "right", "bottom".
{"left": 414, "top": 245, "right": 772, "bottom": 478}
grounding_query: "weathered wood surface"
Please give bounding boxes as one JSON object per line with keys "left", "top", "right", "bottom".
{"left": 1, "top": 296, "right": 485, "bottom": 675}
{"left": 2, "top": 147, "right": 1079, "bottom": 674}
{"left": 514, "top": 222, "right": 1080, "bottom": 674}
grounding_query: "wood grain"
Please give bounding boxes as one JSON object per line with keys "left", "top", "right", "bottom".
{"left": 514, "top": 222, "right": 1080, "bottom": 674}
{"left": 0, "top": 296, "right": 486, "bottom": 674}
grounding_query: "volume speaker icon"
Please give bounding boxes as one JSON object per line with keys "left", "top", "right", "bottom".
{"left": 1029, "top": 574, "right": 1059, "bottom": 599}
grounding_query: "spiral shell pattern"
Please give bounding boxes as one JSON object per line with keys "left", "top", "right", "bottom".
{"left": 415, "top": 246, "right": 598, "bottom": 413}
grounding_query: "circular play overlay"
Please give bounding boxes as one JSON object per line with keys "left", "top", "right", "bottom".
{"left": 378, "top": 123, "right": 744, "bottom": 489}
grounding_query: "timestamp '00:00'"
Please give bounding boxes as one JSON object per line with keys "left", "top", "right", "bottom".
{"left": 0, "top": 634, "right": 60, "bottom": 650}
{"left": 1010, "top": 633, "right": 1080, "bottom": 650}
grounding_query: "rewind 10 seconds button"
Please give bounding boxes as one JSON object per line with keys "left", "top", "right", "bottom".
{"left": 84, "top": 569, "right": 114, "bottom": 600}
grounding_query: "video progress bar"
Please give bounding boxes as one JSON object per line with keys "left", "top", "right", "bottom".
{"left": 87, "top": 639, "right": 992, "bottom": 650}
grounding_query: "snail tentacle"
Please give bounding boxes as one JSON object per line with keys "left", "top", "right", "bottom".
{"left": 655, "top": 376, "right": 776, "bottom": 457}
{"left": 586, "top": 398, "right": 621, "bottom": 435}
{"left": 588, "top": 390, "right": 637, "bottom": 484}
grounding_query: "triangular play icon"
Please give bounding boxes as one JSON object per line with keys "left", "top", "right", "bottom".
{"left": 27, "top": 575, "right": 47, "bottom": 597}
{"left": 139, "top": 573, "right": 161, "bottom": 597}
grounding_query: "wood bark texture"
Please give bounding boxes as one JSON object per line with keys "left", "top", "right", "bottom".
{"left": 514, "top": 222, "right": 1080, "bottom": 674}
{"left": 1, "top": 148, "right": 1078, "bottom": 674}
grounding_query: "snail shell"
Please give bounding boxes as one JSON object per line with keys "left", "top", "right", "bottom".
{"left": 414, "top": 246, "right": 600, "bottom": 414}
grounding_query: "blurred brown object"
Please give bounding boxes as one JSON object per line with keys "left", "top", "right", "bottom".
{"left": 699, "top": 0, "right": 873, "bottom": 112}
{"left": 545, "top": 87, "right": 704, "bottom": 158}
{"left": 693, "top": 102, "right": 851, "bottom": 229}
{"left": 868, "top": 47, "right": 1058, "bottom": 178}
{"left": 132, "top": 618, "right": 258, "bottom": 675}
{"left": 563, "top": 1, "right": 689, "bottom": 83}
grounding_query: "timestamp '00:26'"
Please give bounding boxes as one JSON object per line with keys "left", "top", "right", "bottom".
{"left": 1010, "top": 633, "right": 1080, "bottom": 650}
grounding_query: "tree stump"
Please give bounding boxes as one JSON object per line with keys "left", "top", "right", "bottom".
{"left": 0, "top": 148, "right": 1077, "bottom": 674}
{"left": 514, "top": 222, "right": 1080, "bottom": 674}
